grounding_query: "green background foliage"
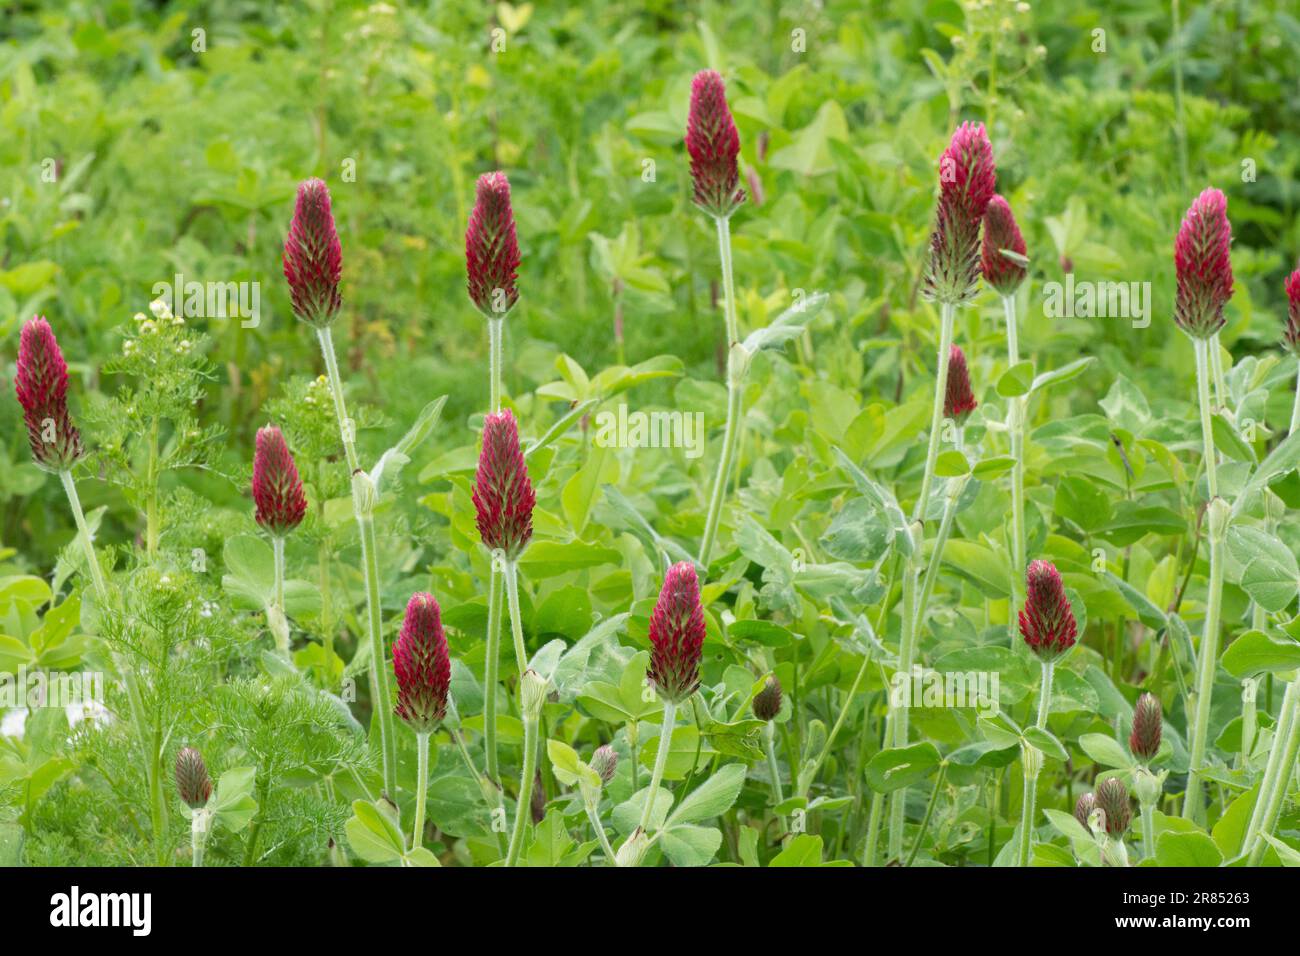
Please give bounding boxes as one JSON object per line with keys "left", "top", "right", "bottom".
{"left": 2, "top": 0, "right": 1300, "bottom": 866}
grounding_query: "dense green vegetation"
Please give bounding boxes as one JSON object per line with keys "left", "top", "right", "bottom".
{"left": 3, "top": 0, "right": 1300, "bottom": 867}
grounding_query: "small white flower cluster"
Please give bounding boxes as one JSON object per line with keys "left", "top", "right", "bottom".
{"left": 304, "top": 374, "right": 333, "bottom": 406}
{"left": 124, "top": 299, "right": 192, "bottom": 356}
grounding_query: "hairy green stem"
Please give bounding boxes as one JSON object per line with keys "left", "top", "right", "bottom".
{"left": 584, "top": 797, "right": 617, "bottom": 865}
{"left": 483, "top": 567, "right": 503, "bottom": 784}
{"left": 906, "top": 761, "right": 947, "bottom": 867}
{"left": 504, "top": 713, "right": 539, "bottom": 867}
{"left": 887, "top": 556, "right": 920, "bottom": 859}
{"left": 269, "top": 535, "right": 289, "bottom": 654}
{"left": 1141, "top": 802, "right": 1156, "bottom": 861}
{"left": 412, "top": 732, "right": 429, "bottom": 849}
{"left": 1183, "top": 337, "right": 1222, "bottom": 821}
{"left": 912, "top": 302, "right": 956, "bottom": 526}
{"left": 639, "top": 699, "right": 678, "bottom": 834}
{"left": 916, "top": 427, "right": 966, "bottom": 630}
{"left": 764, "top": 723, "right": 785, "bottom": 826}
{"left": 502, "top": 559, "right": 528, "bottom": 676}
{"left": 698, "top": 214, "right": 741, "bottom": 567}
{"left": 488, "top": 316, "right": 504, "bottom": 414}
{"left": 316, "top": 326, "right": 397, "bottom": 797}
{"left": 1017, "top": 660, "right": 1054, "bottom": 867}
{"left": 1244, "top": 678, "right": 1300, "bottom": 862}
{"left": 190, "top": 811, "right": 211, "bottom": 868}
{"left": 145, "top": 417, "right": 160, "bottom": 557}
{"left": 1004, "top": 294, "right": 1026, "bottom": 643}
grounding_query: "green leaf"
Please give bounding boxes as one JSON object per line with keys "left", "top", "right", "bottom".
{"left": 769, "top": 833, "right": 827, "bottom": 866}
{"left": 666, "top": 763, "right": 747, "bottom": 826}
{"left": 1029, "top": 358, "right": 1094, "bottom": 397}
{"left": 1221, "top": 629, "right": 1300, "bottom": 677}
{"left": 1155, "top": 830, "right": 1223, "bottom": 867}
{"left": 517, "top": 540, "right": 622, "bottom": 577}
{"left": 997, "top": 360, "right": 1035, "bottom": 397}
{"left": 742, "top": 292, "right": 830, "bottom": 353}
{"left": 210, "top": 766, "right": 258, "bottom": 832}
{"left": 972, "top": 456, "right": 1016, "bottom": 479}
{"left": 345, "top": 799, "right": 406, "bottom": 864}
{"left": 864, "top": 742, "right": 940, "bottom": 793}
{"left": 1260, "top": 833, "right": 1300, "bottom": 866}
{"left": 1077, "top": 733, "right": 1133, "bottom": 769}
{"left": 1240, "top": 556, "right": 1298, "bottom": 613}
{"left": 935, "top": 449, "right": 970, "bottom": 477}
{"left": 658, "top": 824, "right": 723, "bottom": 867}
{"left": 370, "top": 395, "right": 447, "bottom": 493}
{"left": 1023, "top": 726, "right": 1067, "bottom": 761}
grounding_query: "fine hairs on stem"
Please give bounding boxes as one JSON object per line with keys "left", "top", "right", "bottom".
{"left": 638, "top": 699, "right": 678, "bottom": 834}
{"left": 698, "top": 214, "right": 742, "bottom": 567}
{"left": 1017, "top": 661, "right": 1054, "bottom": 866}
{"left": 315, "top": 324, "right": 398, "bottom": 797}
{"left": 1182, "top": 336, "right": 1224, "bottom": 821}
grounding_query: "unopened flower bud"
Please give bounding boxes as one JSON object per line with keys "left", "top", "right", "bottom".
{"left": 521, "top": 668, "right": 547, "bottom": 721}
{"left": 752, "top": 675, "right": 782, "bottom": 722}
{"left": 648, "top": 562, "right": 706, "bottom": 704}
{"left": 15, "top": 316, "right": 83, "bottom": 472}
{"left": 944, "top": 344, "right": 978, "bottom": 424}
{"left": 1019, "top": 560, "right": 1078, "bottom": 662}
{"left": 252, "top": 424, "right": 307, "bottom": 536}
{"left": 1074, "top": 791, "right": 1096, "bottom": 830}
{"left": 473, "top": 410, "right": 536, "bottom": 559}
{"left": 175, "top": 747, "right": 213, "bottom": 809}
{"left": 1095, "top": 776, "right": 1131, "bottom": 836}
{"left": 1133, "top": 765, "right": 1164, "bottom": 809}
{"left": 1174, "top": 187, "right": 1233, "bottom": 340}
{"left": 282, "top": 178, "right": 343, "bottom": 328}
{"left": 590, "top": 744, "right": 618, "bottom": 786}
{"left": 686, "top": 70, "right": 745, "bottom": 219}
{"left": 1129, "top": 692, "right": 1162, "bottom": 762}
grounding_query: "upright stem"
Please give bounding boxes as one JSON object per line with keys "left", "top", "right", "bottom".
{"left": 905, "top": 762, "right": 947, "bottom": 867}
{"left": 1244, "top": 678, "right": 1300, "bottom": 862}
{"left": 502, "top": 559, "right": 528, "bottom": 676}
{"left": 488, "top": 316, "right": 504, "bottom": 414}
{"left": 1290, "top": 358, "right": 1300, "bottom": 436}
{"left": 912, "top": 302, "right": 956, "bottom": 526}
{"left": 412, "top": 732, "right": 429, "bottom": 849}
{"left": 698, "top": 214, "right": 741, "bottom": 568}
{"left": 1141, "top": 803, "right": 1156, "bottom": 861}
{"left": 191, "top": 811, "right": 211, "bottom": 868}
{"left": 360, "top": 515, "right": 397, "bottom": 796}
{"left": 316, "top": 325, "right": 397, "bottom": 797}
{"left": 483, "top": 567, "right": 503, "bottom": 784}
{"left": 1004, "top": 294, "right": 1026, "bottom": 643}
{"left": 1017, "top": 660, "right": 1054, "bottom": 867}
{"left": 145, "top": 417, "right": 160, "bottom": 557}
{"left": 638, "top": 699, "right": 678, "bottom": 833}
{"left": 272, "top": 536, "right": 285, "bottom": 612}
{"left": 883, "top": 298, "right": 956, "bottom": 863}
{"left": 1183, "top": 337, "right": 1222, "bottom": 821}
{"left": 1209, "top": 333, "right": 1228, "bottom": 412}
{"left": 887, "top": 556, "right": 920, "bottom": 859}
{"left": 60, "top": 470, "right": 108, "bottom": 599}
{"left": 764, "top": 722, "right": 785, "bottom": 825}
{"left": 585, "top": 799, "right": 617, "bottom": 864}
{"left": 916, "top": 428, "right": 966, "bottom": 630}
{"left": 269, "top": 535, "right": 289, "bottom": 654}
{"left": 504, "top": 713, "right": 538, "bottom": 867}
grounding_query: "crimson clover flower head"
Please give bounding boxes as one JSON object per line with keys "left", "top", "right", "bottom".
{"left": 944, "top": 344, "right": 978, "bottom": 424}
{"left": 980, "top": 194, "right": 1028, "bottom": 295}
{"left": 466, "top": 171, "right": 521, "bottom": 316}
{"left": 175, "top": 746, "right": 212, "bottom": 810}
{"left": 648, "top": 561, "right": 706, "bottom": 704}
{"left": 752, "top": 675, "right": 782, "bottom": 721}
{"left": 1074, "top": 792, "right": 1097, "bottom": 830}
{"left": 283, "top": 178, "right": 343, "bottom": 328}
{"left": 1129, "top": 692, "right": 1162, "bottom": 762}
{"left": 473, "top": 409, "right": 535, "bottom": 559}
{"left": 1283, "top": 268, "right": 1300, "bottom": 356}
{"left": 1095, "top": 776, "right": 1131, "bottom": 835}
{"left": 686, "top": 70, "right": 745, "bottom": 219}
{"left": 924, "top": 122, "right": 997, "bottom": 306}
{"left": 393, "top": 592, "right": 451, "bottom": 734}
{"left": 252, "top": 424, "right": 307, "bottom": 536}
{"left": 590, "top": 744, "right": 618, "bottom": 786}
{"left": 1174, "top": 187, "right": 1234, "bottom": 339}
{"left": 1018, "top": 559, "right": 1077, "bottom": 662}
{"left": 15, "top": 316, "right": 83, "bottom": 472}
